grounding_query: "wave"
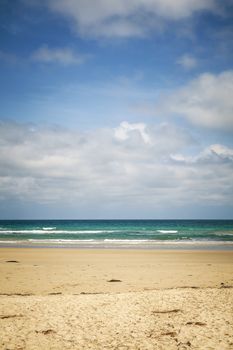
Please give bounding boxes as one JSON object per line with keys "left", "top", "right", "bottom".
{"left": 28, "top": 239, "right": 95, "bottom": 243}
{"left": 104, "top": 239, "right": 150, "bottom": 243}
{"left": 157, "top": 230, "right": 178, "bottom": 233}
{"left": 26, "top": 239, "right": 151, "bottom": 244}
{"left": 0, "top": 239, "right": 233, "bottom": 246}
{"left": 214, "top": 232, "right": 233, "bottom": 236}
{"left": 0, "top": 229, "right": 116, "bottom": 234}
{"left": 0, "top": 240, "right": 21, "bottom": 244}
{"left": 43, "top": 227, "right": 56, "bottom": 230}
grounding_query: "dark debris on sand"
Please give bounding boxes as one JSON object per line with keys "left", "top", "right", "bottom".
{"left": 107, "top": 279, "right": 122, "bottom": 282}
{"left": 152, "top": 309, "right": 181, "bottom": 314}
{"left": 35, "top": 329, "right": 56, "bottom": 335}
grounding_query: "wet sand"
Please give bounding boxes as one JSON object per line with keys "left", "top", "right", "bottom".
{"left": 0, "top": 248, "right": 233, "bottom": 349}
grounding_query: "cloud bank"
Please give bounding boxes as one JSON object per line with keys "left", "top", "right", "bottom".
{"left": 0, "top": 121, "right": 232, "bottom": 213}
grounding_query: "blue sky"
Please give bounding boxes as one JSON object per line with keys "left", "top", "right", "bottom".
{"left": 0, "top": 0, "right": 233, "bottom": 219}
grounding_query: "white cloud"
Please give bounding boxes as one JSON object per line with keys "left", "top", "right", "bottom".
{"left": 44, "top": 0, "right": 217, "bottom": 38}
{"left": 171, "top": 144, "right": 233, "bottom": 164}
{"left": 177, "top": 54, "right": 198, "bottom": 69}
{"left": 162, "top": 70, "right": 233, "bottom": 130}
{"left": 199, "top": 144, "right": 233, "bottom": 162}
{"left": 31, "top": 46, "right": 86, "bottom": 65}
{"left": 0, "top": 121, "right": 232, "bottom": 212}
{"left": 115, "top": 121, "right": 151, "bottom": 144}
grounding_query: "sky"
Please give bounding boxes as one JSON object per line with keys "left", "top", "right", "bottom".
{"left": 0, "top": 0, "right": 233, "bottom": 219}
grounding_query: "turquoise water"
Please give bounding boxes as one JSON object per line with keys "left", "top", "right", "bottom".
{"left": 0, "top": 220, "right": 233, "bottom": 249}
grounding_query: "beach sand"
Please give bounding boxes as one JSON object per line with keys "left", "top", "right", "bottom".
{"left": 0, "top": 248, "right": 233, "bottom": 349}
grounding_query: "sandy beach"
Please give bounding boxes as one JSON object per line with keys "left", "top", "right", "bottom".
{"left": 0, "top": 248, "right": 233, "bottom": 349}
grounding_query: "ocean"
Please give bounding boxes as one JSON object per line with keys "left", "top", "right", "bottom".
{"left": 0, "top": 219, "right": 233, "bottom": 249}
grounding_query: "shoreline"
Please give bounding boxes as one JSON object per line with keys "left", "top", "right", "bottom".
{"left": 1, "top": 241, "right": 233, "bottom": 250}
